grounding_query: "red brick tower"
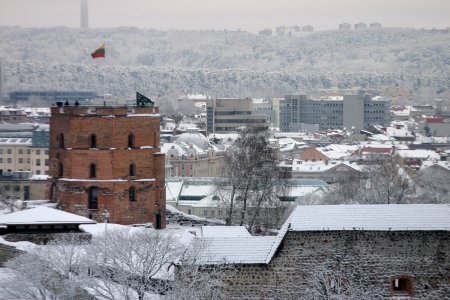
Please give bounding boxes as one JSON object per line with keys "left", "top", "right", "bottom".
{"left": 47, "top": 105, "right": 165, "bottom": 227}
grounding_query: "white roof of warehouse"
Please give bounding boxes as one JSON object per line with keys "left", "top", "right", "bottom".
{"left": 0, "top": 207, "right": 96, "bottom": 225}
{"left": 288, "top": 204, "right": 450, "bottom": 231}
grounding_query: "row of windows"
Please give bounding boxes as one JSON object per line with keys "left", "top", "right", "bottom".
{"left": 88, "top": 186, "right": 137, "bottom": 209}
{"left": 0, "top": 158, "right": 48, "bottom": 165}
{"left": 214, "top": 111, "right": 251, "bottom": 116}
{"left": 215, "top": 119, "right": 266, "bottom": 124}
{"left": 58, "top": 162, "right": 136, "bottom": 177}
{"left": 0, "top": 149, "right": 48, "bottom": 155}
{"left": 58, "top": 133, "right": 155, "bottom": 149}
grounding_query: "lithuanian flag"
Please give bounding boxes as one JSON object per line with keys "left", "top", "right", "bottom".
{"left": 91, "top": 43, "right": 105, "bottom": 59}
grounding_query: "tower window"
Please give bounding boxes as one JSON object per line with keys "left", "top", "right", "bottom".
{"left": 90, "top": 134, "right": 97, "bottom": 148}
{"left": 58, "top": 162, "right": 64, "bottom": 177}
{"left": 391, "top": 276, "right": 413, "bottom": 296}
{"left": 88, "top": 186, "right": 99, "bottom": 209}
{"left": 89, "top": 163, "right": 96, "bottom": 178}
{"left": 129, "top": 186, "right": 136, "bottom": 202}
{"left": 128, "top": 133, "right": 135, "bottom": 148}
{"left": 129, "top": 163, "right": 136, "bottom": 176}
{"left": 59, "top": 133, "right": 65, "bottom": 148}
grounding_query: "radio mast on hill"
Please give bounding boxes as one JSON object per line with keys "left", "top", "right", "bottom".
{"left": 80, "top": 0, "right": 89, "bottom": 28}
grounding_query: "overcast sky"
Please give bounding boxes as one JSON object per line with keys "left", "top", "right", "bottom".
{"left": 0, "top": 0, "right": 449, "bottom": 32}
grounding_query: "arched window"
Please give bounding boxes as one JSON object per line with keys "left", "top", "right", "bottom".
{"left": 89, "top": 163, "right": 96, "bottom": 178}
{"left": 88, "top": 186, "right": 99, "bottom": 209}
{"left": 129, "top": 186, "right": 136, "bottom": 202}
{"left": 128, "top": 133, "right": 135, "bottom": 148}
{"left": 59, "top": 133, "right": 65, "bottom": 148}
{"left": 90, "top": 134, "right": 97, "bottom": 148}
{"left": 129, "top": 163, "right": 136, "bottom": 176}
{"left": 58, "top": 162, "right": 64, "bottom": 177}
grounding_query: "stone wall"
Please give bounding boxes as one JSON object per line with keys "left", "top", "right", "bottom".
{"left": 197, "top": 230, "right": 450, "bottom": 299}
{"left": 4, "top": 232, "right": 92, "bottom": 245}
{"left": 0, "top": 244, "right": 23, "bottom": 267}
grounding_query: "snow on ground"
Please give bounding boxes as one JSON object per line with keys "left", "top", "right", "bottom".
{"left": 0, "top": 236, "right": 36, "bottom": 252}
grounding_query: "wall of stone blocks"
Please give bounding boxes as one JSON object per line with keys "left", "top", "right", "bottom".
{"left": 197, "top": 231, "right": 450, "bottom": 299}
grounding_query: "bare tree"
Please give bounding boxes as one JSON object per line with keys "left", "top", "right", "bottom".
{"left": 3, "top": 234, "right": 90, "bottom": 300}
{"left": 322, "top": 157, "right": 411, "bottom": 205}
{"left": 412, "top": 166, "right": 450, "bottom": 204}
{"left": 216, "top": 128, "right": 287, "bottom": 232}
{"left": 304, "top": 265, "right": 372, "bottom": 300}
{"left": 86, "top": 228, "right": 184, "bottom": 300}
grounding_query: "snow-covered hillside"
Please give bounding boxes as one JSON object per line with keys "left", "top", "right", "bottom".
{"left": 1, "top": 27, "right": 449, "bottom": 102}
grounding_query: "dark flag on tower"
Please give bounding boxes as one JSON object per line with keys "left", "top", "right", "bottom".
{"left": 136, "top": 92, "right": 154, "bottom": 107}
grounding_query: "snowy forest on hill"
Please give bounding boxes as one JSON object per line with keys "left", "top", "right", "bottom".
{"left": 1, "top": 26, "right": 449, "bottom": 102}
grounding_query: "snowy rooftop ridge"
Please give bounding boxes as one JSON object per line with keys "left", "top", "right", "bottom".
{"left": 288, "top": 204, "right": 450, "bottom": 231}
{"left": 0, "top": 206, "right": 96, "bottom": 225}
{"left": 201, "top": 226, "right": 251, "bottom": 238}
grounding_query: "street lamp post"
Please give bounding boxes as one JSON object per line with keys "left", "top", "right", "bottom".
{"left": 101, "top": 209, "right": 110, "bottom": 261}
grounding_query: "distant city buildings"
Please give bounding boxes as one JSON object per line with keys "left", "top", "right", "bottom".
{"left": 0, "top": 121, "right": 49, "bottom": 176}
{"left": 8, "top": 91, "right": 97, "bottom": 106}
{"left": 354, "top": 22, "right": 368, "bottom": 30}
{"left": 280, "top": 92, "right": 391, "bottom": 132}
{"left": 206, "top": 98, "right": 268, "bottom": 134}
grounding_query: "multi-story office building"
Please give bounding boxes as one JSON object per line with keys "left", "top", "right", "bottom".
{"left": 0, "top": 122, "right": 49, "bottom": 175}
{"left": 206, "top": 98, "right": 268, "bottom": 134}
{"left": 280, "top": 92, "right": 390, "bottom": 132}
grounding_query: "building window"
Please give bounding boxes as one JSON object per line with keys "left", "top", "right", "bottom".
{"left": 128, "top": 133, "right": 135, "bottom": 148}
{"left": 36, "top": 159, "right": 41, "bottom": 166}
{"left": 0, "top": 149, "right": 3, "bottom": 154}
{"left": 89, "top": 163, "right": 96, "bottom": 178}
{"left": 18, "top": 158, "right": 24, "bottom": 164}
{"left": 88, "top": 186, "right": 99, "bottom": 209}
{"left": 391, "top": 276, "right": 413, "bottom": 297}
{"left": 7, "top": 149, "right": 12, "bottom": 154}
{"left": 45, "top": 150, "right": 49, "bottom": 155}
{"left": 14, "top": 186, "right": 20, "bottom": 192}
{"left": 45, "top": 159, "right": 49, "bottom": 166}
{"left": 90, "top": 134, "right": 97, "bottom": 148}
{"left": 129, "top": 163, "right": 135, "bottom": 176}
{"left": 203, "top": 210, "right": 208, "bottom": 216}
{"left": 36, "top": 150, "right": 41, "bottom": 155}
{"left": 59, "top": 133, "right": 65, "bottom": 148}
{"left": 18, "top": 149, "right": 24, "bottom": 154}
{"left": 0, "top": 158, "right": 3, "bottom": 163}
{"left": 129, "top": 186, "right": 136, "bottom": 202}
{"left": 58, "top": 163, "right": 64, "bottom": 177}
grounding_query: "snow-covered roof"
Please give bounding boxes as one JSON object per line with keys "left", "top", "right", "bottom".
{"left": 317, "top": 144, "right": 359, "bottom": 160}
{"left": 420, "top": 160, "right": 450, "bottom": 171}
{"left": 288, "top": 204, "right": 450, "bottom": 231}
{"left": 0, "top": 138, "right": 32, "bottom": 145}
{"left": 194, "top": 236, "right": 277, "bottom": 264}
{"left": 397, "top": 149, "right": 440, "bottom": 160}
{"left": 0, "top": 207, "right": 96, "bottom": 225}
{"left": 291, "top": 159, "right": 361, "bottom": 172}
{"left": 201, "top": 226, "right": 251, "bottom": 238}
{"left": 166, "top": 180, "right": 184, "bottom": 202}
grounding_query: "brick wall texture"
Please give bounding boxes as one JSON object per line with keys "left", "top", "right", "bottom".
{"left": 47, "top": 106, "right": 166, "bottom": 226}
